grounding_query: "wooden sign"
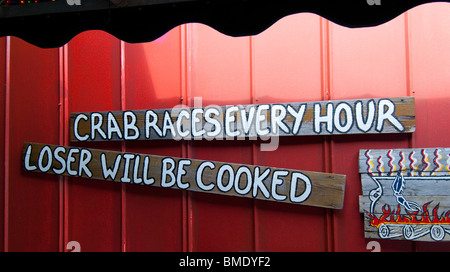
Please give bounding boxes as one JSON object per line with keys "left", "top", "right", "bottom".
{"left": 359, "top": 147, "right": 450, "bottom": 241}
{"left": 69, "top": 97, "right": 415, "bottom": 142}
{"left": 23, "top": 142, "right": 346, "bottom": 209}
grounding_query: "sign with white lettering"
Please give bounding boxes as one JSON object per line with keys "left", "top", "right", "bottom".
{"left": 69, "top": 97, "right": 415, "bottom": 142}
{"left": 23, "top": 142, "right": 345, "bottom": 209}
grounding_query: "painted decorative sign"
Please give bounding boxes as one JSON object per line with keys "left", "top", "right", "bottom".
{"left": 359, "top": 147, "right": 450, "bottom": 241}
{"left": 23, "top": 142, "right": 346, "bottom": 209}
{"left": 69, "top": 97, "right": 415, "bottom": 142}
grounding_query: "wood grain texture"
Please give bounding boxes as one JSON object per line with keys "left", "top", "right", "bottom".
{"left": 359, "top": 195, "right": 450, "bottom": 214}
{"left": 23, "top": 142, "right": 346, "bottom": 209}
{"left": 69, "top": 97, "right": 415, "bottom": 142}
{"left": 360, "top": 174, "right": 450, "bottom": 196}
{"left": 359, "top": 146, "right": 450, "bottom": 173}
{"left": 359, "top": 147, "right": 450, "bottom": 241}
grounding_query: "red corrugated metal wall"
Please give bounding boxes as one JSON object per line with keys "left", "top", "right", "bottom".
{"left": 2, "top": 3, "right": 450, "bottom": 252}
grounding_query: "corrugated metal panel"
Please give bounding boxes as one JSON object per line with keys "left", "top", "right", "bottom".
{"left": 252, "top": 13, "right": 328, "bottom": 252}
{"left": 123, "top": 27, "right": 184, "bottom": 252}
{"left": 329, "top": 10, "right": 413, "bottom": 252}
{"left": 5, "top": 37, "right": 60, "bottom": 251}
{"left": 187, "top": 24, "right": 255, "bottom": 252}
{"left": 3, "top": 3, "right": 450, "bottom": 252}
{"left": 408, "top": 3, "right": 450, "bottom": 252}
{"left": 66, "top": 31, "right": 123, "bottom": 252}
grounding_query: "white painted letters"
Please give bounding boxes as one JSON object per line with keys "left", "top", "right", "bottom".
{"left": 23, "top": 143, "right": 346, "bottom": 208}
{"left": 71, "top": 97, "right": 413, "bottom": 141}
{"left": 376, "top": 99, "right": 405, "bottom": 132}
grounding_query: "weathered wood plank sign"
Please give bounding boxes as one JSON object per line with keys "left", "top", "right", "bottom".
{"left": 359, "top": 147, "right": 450, "bottom": 241}
{"left": 70, "top": 97, "right": 415, "bottom": 142}
{"left": 23, "top": 142, "right": 346, "bottom": 209}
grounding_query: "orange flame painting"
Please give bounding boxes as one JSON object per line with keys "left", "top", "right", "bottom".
{"left": 365, "top": 202, "right": 450, "bottom": 241}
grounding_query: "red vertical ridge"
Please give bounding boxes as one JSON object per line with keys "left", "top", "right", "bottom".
{"left": 180, "top": 23, "right": 189, "bottom": 252}
{"left": 404, "top": 12, "right": 415, "bottom": 151}
{"left": 58, "top": 46, "right": 64, "bottom": 252}
{"left": 62, "top": 44, "right": 69, "bottom": 252}
{"left": 249, "top": 35, "right": 259, "bottom": 252}
{"left": 183, "top": 24, "right": 195, "bottom": 253}
{"left": 120, "top": 40, "right": 127, "bottom": 252}
{"left": 320, "top": 17, "right": 336, "bottom": 252}
{"left": 0, "top": 37, "right": 5, "bottom": 253}
{"left": 3, "top": 36, "right": 10, "bottom": 252}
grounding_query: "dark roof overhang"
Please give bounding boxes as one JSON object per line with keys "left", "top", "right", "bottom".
{"left": 0, "top": 0, "right": 446, "bottom": 48}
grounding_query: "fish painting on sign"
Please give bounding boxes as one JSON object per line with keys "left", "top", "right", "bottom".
{"left": 359, "top": 148, "right": 450, "bottom": 242}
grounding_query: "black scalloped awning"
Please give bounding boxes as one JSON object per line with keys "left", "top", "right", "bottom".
{"left": 0, "top": 0, "right": 448, "bottom": 48}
